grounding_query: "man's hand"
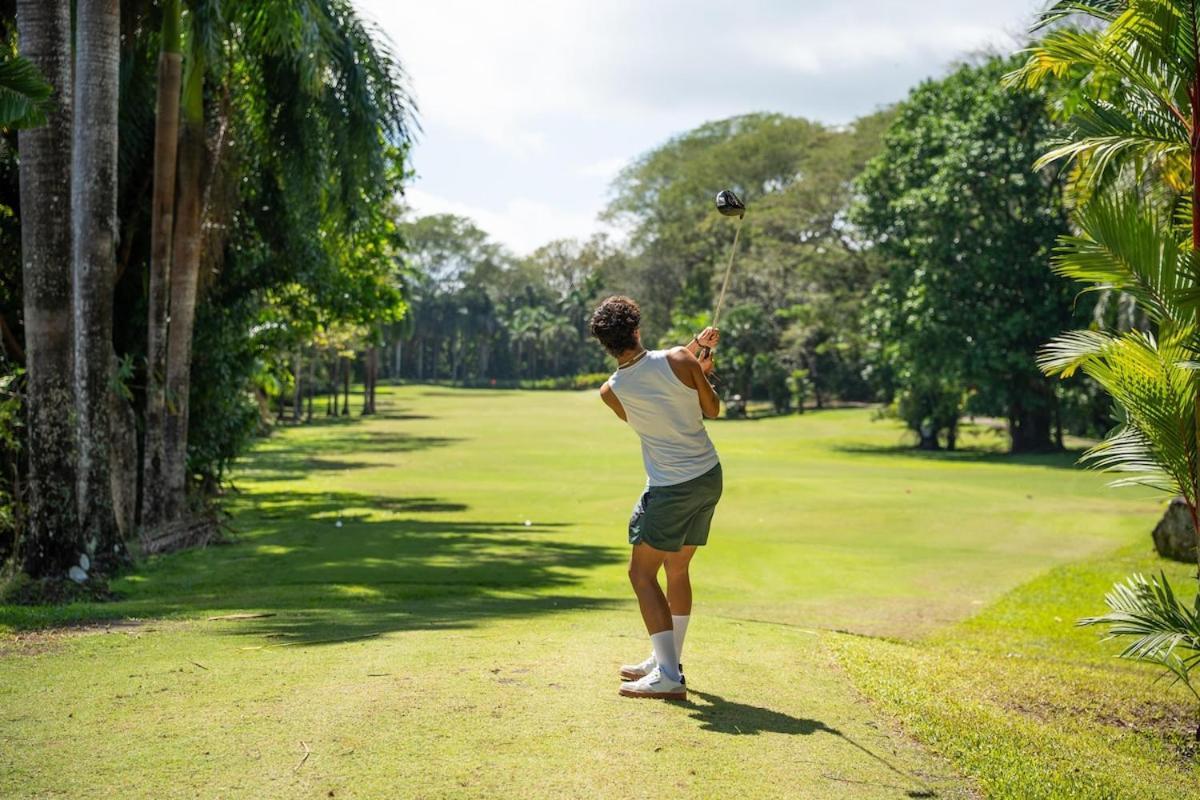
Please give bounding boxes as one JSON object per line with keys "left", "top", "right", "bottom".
{"left": 697, "top": 327, "right": 720, "bottom": 349}
{"left": 696, "top": 347, "right": 715, "bottom": 375}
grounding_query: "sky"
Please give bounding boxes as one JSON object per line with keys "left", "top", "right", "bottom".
{"left": 353, "top": 0, "right": 1048, "bottom": 255}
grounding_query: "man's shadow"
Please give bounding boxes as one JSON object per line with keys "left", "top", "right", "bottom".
{"left": 679, "top": 690, "right": 939, "bottom": 799}
{"left": 681, "top": 689, "right": 836, "bottom": 736}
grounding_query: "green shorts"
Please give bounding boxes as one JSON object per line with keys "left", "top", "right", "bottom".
{"left": 628, "top": 463, "right": 723, "bottom": 552}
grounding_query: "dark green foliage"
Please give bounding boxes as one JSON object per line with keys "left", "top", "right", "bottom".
{"left": 854, "top": 55, "right": 1076, "bottom": 452}
{"left": 606, "top": 111, "right": 893, "bottom": 404}
{"left": 0, "top": 53, "right": 50, "bottom": 129}
{"left": 393, "top": 216, "right": 620, "bottom": 382}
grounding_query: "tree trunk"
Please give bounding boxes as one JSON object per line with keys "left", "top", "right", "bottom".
{"left": 361, "top": 350, "right": 371, "bottom": 415}
{"left": 328, "top": 354, "right": 337, "bottom": 415}
{"left": 141, "top": 0, "right": 182, "bottom": 529}
{"left": 1189, "top": 62, "right": 1200, "bottom": 576}
{"left": 341, "top": 356, "right": 350, "bottom": 415}
{"left": 109, "top": 360, "right": 138, "bottom": 546}
{"left": 292, "top": 348, "right": 302, "bottom": 422}
{"left": 162, "top": 48, "right": 206, "bottom": 521}
{"left": 369, "top": 348, "right": 376, "bottom": 412}
{"left": 916, "top": 426, "right": 940, "bottom": 451}
{"left": 1009, "top": 382, "right": 1057, "bottom": 453}
{"left": 16, "top": 0, "right": 81, "bottom": 577}
{"left": 72, "top": 0, "right": 126, "bottom": 568}
{"left": 306, "top": 353, "right": 314, "bottom": 422}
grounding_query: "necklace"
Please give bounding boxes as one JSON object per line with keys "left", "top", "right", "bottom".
{"left": 618, "top": 348, "right": 647, "bottom": 369}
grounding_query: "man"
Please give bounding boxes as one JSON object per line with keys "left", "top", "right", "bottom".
{"left": 589, "top": 295, "right": 722, "bottom": 701}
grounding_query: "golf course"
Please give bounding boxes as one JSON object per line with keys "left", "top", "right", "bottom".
{"left": 2, "top": 386, "right": 1195, "bottom": 798}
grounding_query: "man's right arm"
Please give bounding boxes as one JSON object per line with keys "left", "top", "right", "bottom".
{"left": 667, "top": 347, "right": 720, "bottom": 418}
{"left": 692, "top": 351, "right": 721, "bottom": 419}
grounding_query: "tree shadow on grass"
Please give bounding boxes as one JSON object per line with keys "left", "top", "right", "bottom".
{"left": 0, "top": 490, "right": 619, "bottom": 644}
{"left": 833, "top": 443, "right": 1088, "bottom": 471}
{"left": 235, "top": 432, "right": 461, "bottom": 481}
{"left": 681, "top": 690, "right": 942, "bottom": 797}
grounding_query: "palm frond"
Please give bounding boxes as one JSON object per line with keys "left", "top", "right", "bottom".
{"left": 0, "top": 55, "right": 54, "bottom": 130}
{"left": 1040, "top": 328, "right": 1198, "bottom": 496}
{"left": 1080, "top": 571, "right": 1200, "bottom": 701}
{"left": 1049, "top": 194, "right": 1194, "bottom": 326}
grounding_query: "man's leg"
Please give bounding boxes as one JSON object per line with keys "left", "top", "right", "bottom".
{"left": 664, "top": 546, "right": 697, "bottom": 665}
{"left": 627, "top": 543, "right": 680, "bottom": 682}
{"left": 664, "top": 545, "right": 697, "bottom": 614}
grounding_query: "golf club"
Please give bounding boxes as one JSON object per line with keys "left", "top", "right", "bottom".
{"left": 698, "top": 189, "right": 746, "bottom": 384}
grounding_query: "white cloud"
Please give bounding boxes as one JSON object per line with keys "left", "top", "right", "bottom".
{"left": 744, "top": 20, "right": 1016, "bottom": 75}
{"left": 576, "top": 156, "right": 628, "bottom": 180}
{"left": 356, "top": 0, "right": 1047, "bottom": 253}
{"left": 405, "top": 187, "right": 605, "bottom": 256}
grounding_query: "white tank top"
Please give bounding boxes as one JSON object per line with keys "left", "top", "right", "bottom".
{"left": 608, "top": 349, "right": 719, "bottom": 487}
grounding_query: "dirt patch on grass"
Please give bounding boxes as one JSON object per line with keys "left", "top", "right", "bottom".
{"left": 1005, "top": 689, "right": 1199, "bottom": 763}
{"left": 0, "top": 619, "right": 151, "bottom": 657}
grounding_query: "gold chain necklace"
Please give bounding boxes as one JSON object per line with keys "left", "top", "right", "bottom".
{"left": 618, "top": 348, "right": 647, "bottom": 369}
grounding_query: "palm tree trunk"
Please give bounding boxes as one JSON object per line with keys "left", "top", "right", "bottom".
{"left": 163, "top": 43, "right": 205, "bottom": 521}
{"left": 16, "top": 0, "right": 80, "bottom": 577}
{"left": 1189, "top": 60, "right": 1200, "bottom": 575}
{"left": 141, "top": 0, "right": 182, "bottom": 529}
{"left": 72, "top": 0, "right": 126, "bottom": 568}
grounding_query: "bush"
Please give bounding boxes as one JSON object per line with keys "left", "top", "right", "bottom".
{"left": 518, "top": 372, "right": 609, "bottom": 391}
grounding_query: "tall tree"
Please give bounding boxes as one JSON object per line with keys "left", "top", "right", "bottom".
{"left": 15, "top": 0, "right": 79, "bottom": 576}
{"left": 161, "top": 9, "right": 204, "bottom": 521}
{"left": 71, "top": 0, "right": 125, "bottom": 565}
{"left": 854, "top": 56, "right": 1074, "bottom": 452}
{"left": 141, "top": 0, "right": 183, "bottom": 530}
{"left": 1011, "top": 0, "right": 1200, "bottom": 723}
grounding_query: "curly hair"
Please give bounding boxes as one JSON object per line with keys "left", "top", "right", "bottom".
{"left": 589, "top": 296, "right": 641, "bottom": 357}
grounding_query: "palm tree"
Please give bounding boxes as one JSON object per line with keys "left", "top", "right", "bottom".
{"left": 15, "top": 0, "right": 80, "bottom": 577}
{"left": 72, "top": 0, "right": 126, "bottom": 567}
{"left": 161, "top": 2, "right": 206, "bottom": 521}
{"left": 540, "top": 314, "right": 575, "bottom": 376}
{"left": 160, "top": 0, "right": 414, "bottom": 520}
{"left": 1013, "top": 0, "right": 1200, "bottom": 723}
{"left": 142, "top": 0, "right": 183, "bottom": 529}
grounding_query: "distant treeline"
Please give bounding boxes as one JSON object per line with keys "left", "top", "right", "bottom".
{"left": 383, "top": 54, "right": 1111, "bottom": 452}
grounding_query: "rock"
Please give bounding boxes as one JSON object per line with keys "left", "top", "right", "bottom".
{"left": 1152, "top": 497, "right": 1198, "bottom": 563}
{"left": 68, "top": 566, "right": 88, "bottom": 584}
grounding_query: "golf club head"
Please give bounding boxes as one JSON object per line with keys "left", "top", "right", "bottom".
{"left": 715, "top": 189, "right": 745, "bottom": 218}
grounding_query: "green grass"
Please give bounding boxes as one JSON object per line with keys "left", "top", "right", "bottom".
{"left": 0, "top": 385, "right": 1194, "bottom": 798}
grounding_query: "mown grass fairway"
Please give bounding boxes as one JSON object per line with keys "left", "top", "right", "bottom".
{"left": 2, "top": 386, "right": 1196, "bottom": 798}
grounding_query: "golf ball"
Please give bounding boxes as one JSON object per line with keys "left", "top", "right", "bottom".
{"left": 335, "top": 520, "right": 343, "bottom": 528}
{"left": 524, "top": 520, "right": 532, "bottom": 527}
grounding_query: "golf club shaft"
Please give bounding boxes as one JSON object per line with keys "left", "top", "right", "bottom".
{"left": 697, "top": 215, "right": 744, "bottom": 382}
{"left": 712, "top": 215, "right": 743, "bottom": 328}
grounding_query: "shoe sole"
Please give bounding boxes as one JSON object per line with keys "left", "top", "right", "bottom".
{"left": 618, "top": 687, "right": 686, "bottom": 700}
{"left": 619, "top": 669, "right": 685, "bottom": 682}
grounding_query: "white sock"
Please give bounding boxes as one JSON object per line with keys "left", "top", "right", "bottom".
{"left": 649, "top": 630, "right": 680, "bottom": 682}
{"left": 672, "top": 615, "right": 690, "bottom": 664}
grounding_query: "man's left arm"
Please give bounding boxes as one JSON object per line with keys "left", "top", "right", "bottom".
{"left": 683, "top": 326, "right": 720, "bottom": 356}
